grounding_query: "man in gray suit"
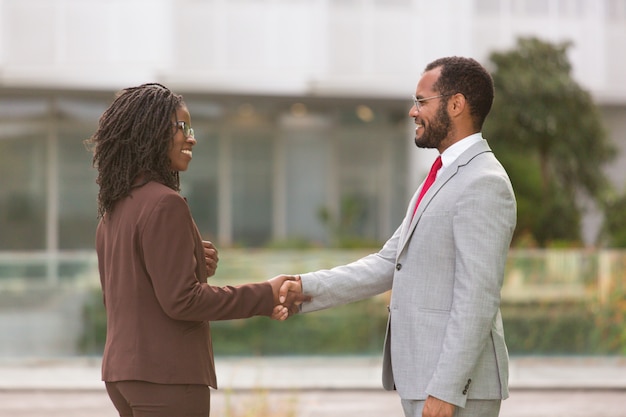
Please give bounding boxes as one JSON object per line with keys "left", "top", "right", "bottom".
{"left": 278, "top": 56, "right": 516, "bottom": 417}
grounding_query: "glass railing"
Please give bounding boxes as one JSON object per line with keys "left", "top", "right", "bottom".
{"left": 1, "top": 249, "right": 624, "bottom": 358}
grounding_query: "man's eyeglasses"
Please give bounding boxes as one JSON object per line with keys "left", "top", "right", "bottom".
{"left": 412, "top": 93, "right": 454, "bottom": 111}
{"left": 175, "top": 121, "right": 194, "bottom": 138}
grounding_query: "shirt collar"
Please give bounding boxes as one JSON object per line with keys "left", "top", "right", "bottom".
{"left": 439, "top": 132, "right": 483, "bottom": 170}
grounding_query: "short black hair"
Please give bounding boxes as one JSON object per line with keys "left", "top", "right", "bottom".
{"left": 425, "top": 56, "right": 494, "bottom": 130}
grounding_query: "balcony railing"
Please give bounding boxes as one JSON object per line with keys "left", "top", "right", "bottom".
{"left": 1, "top": 248, "right": 622, "bottom": 302}
{"left": 0, "top": 248, "right": 624, "bottom": 357}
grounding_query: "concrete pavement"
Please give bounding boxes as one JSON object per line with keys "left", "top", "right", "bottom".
{"left": 1, "top": 355, "right": 626, "bottom": 391}
{"left": 0, "top": 356, "right": 625, "bottom": 417}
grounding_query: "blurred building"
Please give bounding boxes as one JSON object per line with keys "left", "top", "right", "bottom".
{"left": 1, "top": 0, "right": 625, "bottom": 252}
{"left": 1, "top": 0, "right": 625, "bottom": 358}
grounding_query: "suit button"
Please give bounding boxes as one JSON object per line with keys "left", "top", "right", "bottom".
{"left": 396, "top": 263, "right": 402, "bottom": 271}
{"left": 462, "top": 389, "right": 467, "bottom": 395}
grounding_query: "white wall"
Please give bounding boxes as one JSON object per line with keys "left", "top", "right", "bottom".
{"left": 1, "top": 0, "right": 624, "bottom": 245}
{"left": 0, "top": 0, "right": 624, "bottom": 102}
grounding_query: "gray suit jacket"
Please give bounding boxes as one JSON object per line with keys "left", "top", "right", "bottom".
{"left": 300, "top": 139, "right": 516, "bottom": 408}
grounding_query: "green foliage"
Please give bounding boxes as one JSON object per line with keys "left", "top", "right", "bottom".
{"left": 600, "top": 193, "right": 626, "bottom": 248}
{"left": 80, "top": 287, "right": 626, "bottom": 356}
{"left": 264, "top": 238, "right": 320, "bottom": 250}
{"left": 501, "top": 302, "right": 595, "bottom": 354}
{"left": 317, "top": 195, "right": 383, "bottom": 248}
{"left": 535, "top": 185, "right": 582, "bottom": 247}
{"left": 485, "top": 37, "right": 615, "bottom": 247}
{"left": 78, "top": 249, "right": 625, "bottom": 356}
{"left": 78, "top": 288, "right": 389, "bottom": 355}
{"left": 210, "top": 299, "right": 388, "bottom": 356}
{"left": 78, "top": 289, "right": 107, "bottom": 354}
{"left": 589, "top": 279, "right": 626, "bottom": 354}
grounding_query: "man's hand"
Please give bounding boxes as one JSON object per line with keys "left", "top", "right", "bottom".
{"left": 203, "top": 241, "right": 219, "bottom": 277}
{"left": 278, "top": 276, "right": 302, "bottom": 305}
{"left": 422, "top": 395, "right": 456, "bottom": 417}
{"left": 268, "top": 275, "right": 311, "bottom": 320}
{"left": 278, "top": 275, "right": 310, "bottom": 316}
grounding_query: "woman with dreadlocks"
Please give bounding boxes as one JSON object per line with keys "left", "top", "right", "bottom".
{"left": 87, "top": 83, "right": 302, "bottom": 416}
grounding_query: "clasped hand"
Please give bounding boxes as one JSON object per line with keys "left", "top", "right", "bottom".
{"left": 202, "top": 240, "right": 219, "bottom": 277}
{"left": 268, "top": 275, "right": 309, "bottom": 320}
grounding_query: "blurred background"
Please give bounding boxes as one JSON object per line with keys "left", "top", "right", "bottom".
{"left": 0, "top": 0, "right": 625, "bottom": 361}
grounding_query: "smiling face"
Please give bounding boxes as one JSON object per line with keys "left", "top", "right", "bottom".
{"left": 409, "top": 67, "right": 454, "bottom": 153}
{"left": 168, "top": 105, "right": 196, "bottom": 172}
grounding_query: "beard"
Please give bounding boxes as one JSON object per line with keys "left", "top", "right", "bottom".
{"left": 414, "top": 101, "right": 451, "bottom": 149}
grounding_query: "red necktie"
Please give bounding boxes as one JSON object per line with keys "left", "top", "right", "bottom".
{"left": 412, "top": 156, "right": 442, "bottom": 218}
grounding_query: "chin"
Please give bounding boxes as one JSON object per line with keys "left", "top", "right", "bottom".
{"left": 171, "top": 164, "right": 189, "bottom": 172}
{"left": 414, "top": 138, "right": 427, "bottom": 149}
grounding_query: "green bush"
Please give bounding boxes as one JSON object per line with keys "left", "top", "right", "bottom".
{"left": 589, "top": 281, "right": 626, "bottom": 354}
{"left": 501, "top": 302, "right": 595, "bottom": 354}
{"left": 211, "top": 299, "right": 388, "bottom": 356}
{"left": 80, "top": 289, "right": 625, "bottom": 356}
{"left": 79, "top": 289, "right": 107, "bottom": 354}
{"left": 79, "top": 290, "right": 389, "bottom": 356}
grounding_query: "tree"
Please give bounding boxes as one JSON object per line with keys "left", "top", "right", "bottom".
{"left": 600, "top": 193, "right": 626, "bottom": 247}
{"left": 484, "top": 37, "right": 615, "bottom": 247}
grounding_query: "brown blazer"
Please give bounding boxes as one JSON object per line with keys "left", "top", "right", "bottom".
{"left": 96, "top": 181, "right": 274, "bottom": 388}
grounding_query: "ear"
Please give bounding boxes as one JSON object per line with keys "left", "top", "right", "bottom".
{"left": 448, "top": 93, "right": 466, "bottom": 117}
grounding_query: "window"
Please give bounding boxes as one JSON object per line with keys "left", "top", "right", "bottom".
{"left": 0, "top": 133, "right": 47, "bottom": 250}
{"left": 183, "top": 129, "right": 220, "bottom": 241}
{"left": 58, "top": 130, "right": 98, "bottom": 249}
{"left": 231, "top": 132, "right": 274, "bottom": 246}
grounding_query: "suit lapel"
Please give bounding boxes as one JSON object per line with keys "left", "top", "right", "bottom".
{"left": 398, "top": 187, "right": 422, "bottom": 245}
{"left": 398, "top": 140, "right": 492, "bottom": 252}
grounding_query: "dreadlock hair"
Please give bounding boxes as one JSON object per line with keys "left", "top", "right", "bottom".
{"left": 424, "top": 56, "right": 494, "bottom": 131}
{"left": 86, "top": 83, "right": 185, "bottom": 218}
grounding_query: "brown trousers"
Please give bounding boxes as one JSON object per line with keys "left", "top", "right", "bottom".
{"left": 105, "top": 381, "right": 210, "bottom": 417}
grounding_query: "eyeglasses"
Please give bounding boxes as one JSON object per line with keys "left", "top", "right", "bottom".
{"left": 175, "top": 121, "right": 194, "bottom": 138}
{"left": 412, "top": 93, "right": 454, "bottom": 111}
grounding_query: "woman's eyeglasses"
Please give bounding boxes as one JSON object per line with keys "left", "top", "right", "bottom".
{"left": 175, "top": 121, "right": 194, "bottom": 138}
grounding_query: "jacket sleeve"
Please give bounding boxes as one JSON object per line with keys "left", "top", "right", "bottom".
{"left": 141, "top": 192, "right": 274, "bottom": 321}
{"left": 299, "top": 224, "right": 401, "bottom": 312}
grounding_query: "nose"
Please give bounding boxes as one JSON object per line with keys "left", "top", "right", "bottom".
{"left": 186, "top": 135, "right": 197, "bottom": 146}
{"left": 409, "top": 104, "right": 419, "bottom": 117}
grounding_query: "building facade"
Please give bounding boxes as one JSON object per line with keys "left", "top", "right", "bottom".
{"left": 1, "top": 0, "right": 625, "bottom": 255}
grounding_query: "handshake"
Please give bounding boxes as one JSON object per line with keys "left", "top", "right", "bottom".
{"left": 268, "top": 275, "right": 310, "bottom": 321}
{"left": 203, "top": 241, "right": 310, "bottom": 321}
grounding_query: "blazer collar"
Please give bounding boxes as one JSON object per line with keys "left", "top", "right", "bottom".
{"left": 398, "top": 139, "right": 493, "bottom": 251}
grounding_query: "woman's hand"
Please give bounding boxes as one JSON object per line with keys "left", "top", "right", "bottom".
{"left": 203, "top": 241, "right": 219, "bottom": 277}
